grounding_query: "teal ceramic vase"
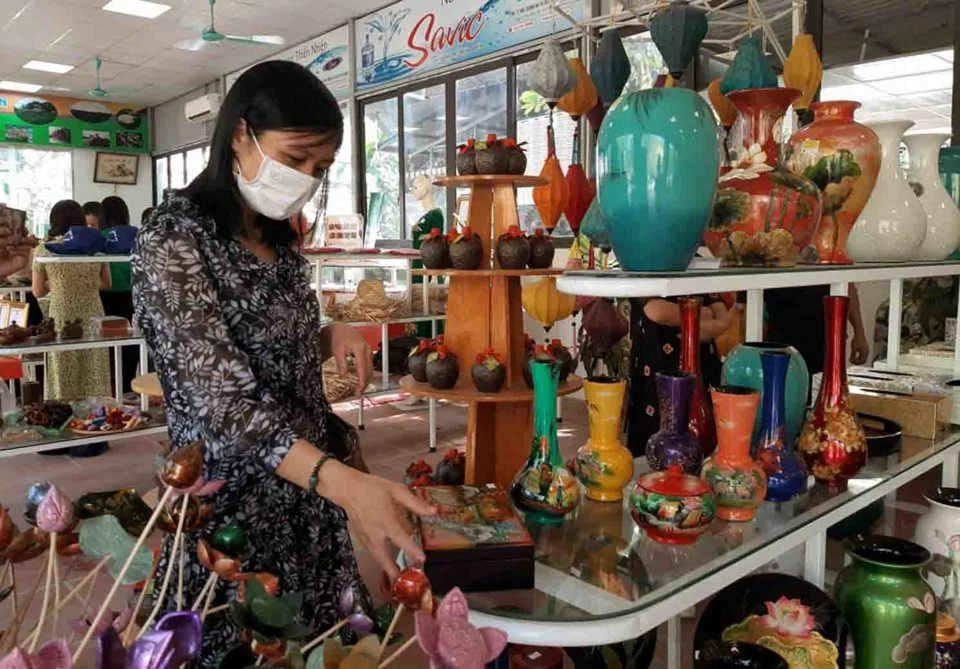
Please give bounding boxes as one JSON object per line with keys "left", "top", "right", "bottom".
{"left": 834, "top": 536, "right": 936, "bottom": 668}
{"left": 721, "top": 342, "right": 810, "bottom": 444}
{"left": 596, "top": 88, "right": 720, "bottom": 271}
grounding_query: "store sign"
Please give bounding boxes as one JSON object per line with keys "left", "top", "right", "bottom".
{"left": 0, "top": 92, "right": 149, "bottom": 154}
{"left": 225, "top": 26, "right": 351, "bottom": 98}
{"left": 356, "top": 0, "right": 584, "bottom": 90}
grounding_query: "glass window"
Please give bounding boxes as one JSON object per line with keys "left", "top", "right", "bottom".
{"left": 0, "top": 147, "right": 72, "bottom": 238}
{"left": 169, "top": 152, "right": 186, "bottom": 189}
{"left": 184, "top": 147, "right": 205, "bottom": 184}
{"left": 516, "top": 57, "right": 578, "bottom": 234}
{"left": 155, "top": 156, "right": 168, "bottom": 204}
{"left": 364, "top": 98, "right": 401, "bottom": 240}
{"left": 403, "top": 85, "right": 446, "bottom": 238}
{"left": 456, "top": 68, "right": 508, "bottom": 144}
{"left": 327, "top": 101, "right": 355, "bottom": 214}
{"left": 622, "top": 32, "right": 668, "bottom": 93}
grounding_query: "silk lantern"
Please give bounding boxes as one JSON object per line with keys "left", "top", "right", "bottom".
{"left": 529, "top": 39, "right": 576, "bottom": 104}
{"left": 522, "top": 277, "right": 576, "bottom": 331}
{"left": 557, "top": 58, "right": 598, "bottom": 119}
{"left": 707, "top": 78, "right": 737, "bottom": 128}
{"left": 591, "top": 29, "right": 631, "bottom": 105}
{"left": 720, "top": 37, "right": 777, "bottom": 94}
{"left": 783, "top": 33, "right": 823, "bottom": 111}
{"left": 533, "top": 124, "right": 568, "bottom": 233}
{"left": 650, "top": 0, "right": 708, "bottom": 79}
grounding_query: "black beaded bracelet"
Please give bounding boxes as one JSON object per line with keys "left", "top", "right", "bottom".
{"left": 308, "top": 454, "right": 336, "bottom": 495}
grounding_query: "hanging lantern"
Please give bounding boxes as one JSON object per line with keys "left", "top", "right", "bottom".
{"left": 653, "top": 74, "right": 676, "bottom": 88}
{"left": 720, "top": 37, "right": 777, "bottom": 94}
{"left": 557, "top": 58, "right": 598, "bottom": 119}
{"left": 783, "top": 33, "right": 823, "bottom": 111}
{"left": 563, "top": 125, "right": 594, "bottom": 235}
{"left": 533, "top": 124, "right": 568, "bottom": 232}
{"left": 582, "top": 298, "right": 628, "bottom": 355}
{"left": 590, "top": 29, "right": 631, "bottom": 105}
{"left": 586, "top": 99, "right": 606, "bottom": 137}
{"left": 650, "top": 0, "right": 708, "bottom": 80}
{"left": 521, "top": 277, "right": 576, "bottom": 331}
{"left": 529, "top": 39, "right": 576, "bottom": 104}
{"left": 707, "top": 78, "right": 737, "bottom": 128}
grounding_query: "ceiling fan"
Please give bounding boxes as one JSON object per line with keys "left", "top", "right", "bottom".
{"left": 175, "top": 0, "right": 285, "bottom": 52}
{"left": 89, "top": 55, "right": 121, "bottom": 98}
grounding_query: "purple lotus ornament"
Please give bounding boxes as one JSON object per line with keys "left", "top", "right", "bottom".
{"left": 415, "top": 588, "right": 507, "bottom": 669}
{"left": 0, "top": 640, "right": 72, "bottom": 668}
{"left": 36, "top": 485, "right": 74, "bottom": 534}
{"left": 97, "top": 612, "right": 202, "bottom": 669}
{"left": 70, "top": 608, "right": 133, "bottom": 636}
{"left": 645, "top": 372, "right": 703, "bottom": 474}
{"left": 338, "top": 583, "right": 374, "bottom": 637}
{"left": 126, "top": 630, "right": 176, "bottom": 669}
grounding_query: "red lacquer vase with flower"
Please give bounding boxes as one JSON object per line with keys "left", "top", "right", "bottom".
{"left": 797, "top": 295, "right": 867, "bottom": 487}
{"left": 679, "top": 297, "right": 716, "bottom": 457}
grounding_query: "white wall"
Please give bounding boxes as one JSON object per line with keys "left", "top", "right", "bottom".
{"left": 72, "top": 149, "right": 153, "bottom": 222}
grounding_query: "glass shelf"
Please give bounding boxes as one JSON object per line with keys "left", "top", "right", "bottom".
{"left": 0, "top": 421, "right": 168, "bottom": 457}
{"left": 466, "top": 429, "right": 960, "bottom": 645}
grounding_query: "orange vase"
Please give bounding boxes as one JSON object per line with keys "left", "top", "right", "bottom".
{"left": 786, "top": 100, "right": 881, "bottom": 264}
{"left": 701, "top": 386, "right": 766, "bottom": 521}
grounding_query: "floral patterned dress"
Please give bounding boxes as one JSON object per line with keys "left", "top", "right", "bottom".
{"left": 132, "top": 195, "right": 368, "bottom": 667}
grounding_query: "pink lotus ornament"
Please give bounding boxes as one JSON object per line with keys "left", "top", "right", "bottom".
{"left": 759, "top": 596, "right": 817, "bottom": 638}
{"left": 35, "top": 485, "right": 74, "bottom": 534}
{"left": 0, "top": 640, "right": 72, "bottom": 669}
{"left": 415, "top": 588, "right": 507, "bottom": 669}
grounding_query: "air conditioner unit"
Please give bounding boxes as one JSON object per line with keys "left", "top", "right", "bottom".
{"left": 184, "top": 93, "right": 221, "bottom": 123}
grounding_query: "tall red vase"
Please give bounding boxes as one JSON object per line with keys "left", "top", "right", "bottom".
{"left": 797, "top": 295, "right": 867, "bottom": 487}
{"left": 679, "top": 297, "right": 716, "bottom": 457}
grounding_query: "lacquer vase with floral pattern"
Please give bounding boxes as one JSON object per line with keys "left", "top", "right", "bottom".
{"left": 754, "top": 350, "right": 806, "bottom": 502}
{"left": 786, "top": 100, "right": 881, "bottom": 264}
{"left": 834, "top": 536, "right": 936, "bottom": 669}
{"left": 646, "top": 372, "right": 702, "bottom": 475}
{"left": 575, "top": 377, "right": 634, "bottom": 502}
{"left": 701, "top": 386, "right": 766, "bottom": 521}
{"left": 797, "top": 295, "right": 867, "bottom": 488}
{"left": 680, "top": 297, "right": 716, "bottom": 457}
{"left": 704, "top": 87, "right": 823, "bottom": 267}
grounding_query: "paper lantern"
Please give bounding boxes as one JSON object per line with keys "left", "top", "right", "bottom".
{"left": 557, "top": 58, "right": 598, "bottom": 119}
{"left": 533, "top": 125, "right": 568, "bottom": 232}
{"left": 591, "top": 29, "right": 631, "bottom": 105}
{"left": 586, "top": 100, "right": 606, "bottom": 137}
{"left": 564, "top": 164, "right": 594, "bottom": 235}
{"left": 529, "top": 39, "right": 576, "bottom": 104}
{"left": 783, "top": 33, "right": 823, "bottom": 111}
{"left": 707, "top": 78, "right": 737, "bottom": 128}
{"left": 720, "top": 37, "right": 777, "bottom": 94}
{"left": 650, "top": 0, "right": 708, "bottom": 79}
{"left": 522, "top": 277, "right": 576, "bottom": 331}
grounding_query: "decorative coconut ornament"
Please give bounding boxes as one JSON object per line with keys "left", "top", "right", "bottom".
{"left": 529, "top": 39, "right": 576, "bottom": 104}
{"left": 720, "top": 37, "right": 777, "bottom": 94}
{"left": 707, "top": 78, "right": 737, "bottom": 128}
{"left": 591, "top": 29, "right": 631, "bottom": 105}
{"left": 557, "top": 58, "right": 598, "bottom": 119}
{"left": 522, "top": 277, "right": 576, "bottom": 332}
{"left": 533, "top": 125, "right": 568, "bottom": 233}
{"left": 783, "top": 33, "right": 823, "bottom": 112}
{"left": 650, "top": 0, "right": 708, "bottom": 79}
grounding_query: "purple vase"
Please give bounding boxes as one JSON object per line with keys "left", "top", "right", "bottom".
{"left": 646, "top": 372, "right": 702, "bottom": 474}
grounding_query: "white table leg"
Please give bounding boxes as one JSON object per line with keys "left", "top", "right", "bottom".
{"left": 113, "top": 346, "right": 123, "bottom": 401}
{"left": 887, "top": 279, "right": 903, "bottom": 371}
{"left": 429, "top": 398, "right": 437, "bottom": 453}
{"left": 943, "top": 455, "right": 959, "bottom": 487}
{"left": 357, "top": 393, "right": 365, "bottom": 430}
{"left": 829, "top": 282, "right": 849, "bottom": 297}
{"left": 139, "top": 342, "right": 149, "bottom": 411}
{"left": 745, "top": 289, "right": 763, "bottom": 341}
{"left": 422, "top": 278, "right": 429, "bottom": 316}
{"left": 667, "top": 616, "right": 681, "bottom": 669}
{"left": 803, "top": 531, "right": 827, "bottom": 589}
{"left": 556, "top": 397, "right": 563, "bottom": 423}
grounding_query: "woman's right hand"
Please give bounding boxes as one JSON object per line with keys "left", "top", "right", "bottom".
{"left": 318, "top": 459, "right": 437, "bottom": 579}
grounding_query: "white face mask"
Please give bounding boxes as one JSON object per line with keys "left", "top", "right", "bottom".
{"left": 236, "top": 133, "right": 323, "bottom": 220}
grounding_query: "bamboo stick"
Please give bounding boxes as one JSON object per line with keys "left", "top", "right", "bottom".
{"left": 301, "top": 618, "right": 349, "bottom": 654}
{"left": 26, "top": 531, "right": 56, "bottom": 653}
{"left": 136, "top": 493, "right": 190, "bottom": 639}
{"left": 378, "top": 636, "right": 418, "bottom": 669}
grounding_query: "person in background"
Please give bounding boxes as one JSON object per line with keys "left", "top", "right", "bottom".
{"left": 100, "top": 195, "right": 136, "bottom": 393}
{"left": 627, "top": 297, "right": 736, "bottom": 456}
{"left": 141, "top": 207, "right": 154, "bottom": 226}
{"left": 82, "top": 201, "right": 104, "bottom": 230}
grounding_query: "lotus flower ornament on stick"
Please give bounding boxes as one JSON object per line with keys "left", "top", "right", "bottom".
{"left": 414, "top": 588, "right": 507, "bottom": 669}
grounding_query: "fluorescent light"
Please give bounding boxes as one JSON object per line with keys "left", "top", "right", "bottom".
{"left": 0, "top": 80, "right": 43, "bottom": 93}
{"left": 820, "top": 83, "right": 889, "bottom": 103}
{"left": 870, "top": 70, "right": 953, "bottom": 96}
{"left": 23, "top": 60, "right": 73, "bottom": 74}
{"left": 102, "top": 0, "right": 171, "bottom": 19}
{"left": 850, "top": 53, "right": 950, "bottom": 82}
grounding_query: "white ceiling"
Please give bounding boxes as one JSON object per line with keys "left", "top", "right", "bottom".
{"left": 0, "top": 0, "right": 387, "bottom": 107}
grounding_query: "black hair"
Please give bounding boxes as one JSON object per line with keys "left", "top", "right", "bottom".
{"left": 49, "top": 200, "right": 84, "bottom": 239}
{"left": 82, "top": 201, "right": 104, "bottom": 229}
{"left": 101, "top": 196, "right": 130, "bottom": 228}
{"left": 183, "top": 60, "right": 343, "bottom": 248}
{"left": 141, "top": 207, "right": 154, "bottom": 225}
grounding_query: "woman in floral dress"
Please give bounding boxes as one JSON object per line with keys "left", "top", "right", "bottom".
{"left": 132, "top": 61, "right": 434, "bottom": 666}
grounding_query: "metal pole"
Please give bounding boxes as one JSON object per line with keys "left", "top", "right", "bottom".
{"left": 887, "top": 279, "right": 903, "bottom": 371}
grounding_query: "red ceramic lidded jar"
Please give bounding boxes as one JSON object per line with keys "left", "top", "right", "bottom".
{"left": 630, "top": 464, "right": 715, "bottom": 545}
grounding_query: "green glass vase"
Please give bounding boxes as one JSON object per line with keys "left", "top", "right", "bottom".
{"left": 834, "top": 536, "right": 936, "bottom": 668}
{"left": 511, "top": 359, "right": 580, "bottom": 524}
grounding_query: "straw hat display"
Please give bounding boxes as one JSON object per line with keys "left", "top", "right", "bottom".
{"left": 325, "top": 279, "right": 409, "bottom": 322}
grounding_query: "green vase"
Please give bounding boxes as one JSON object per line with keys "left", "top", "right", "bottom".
{"left": 834, "top": 536, "right": 936, "bottom": 668}
{"left": 511, "top": 359, "right": 580, "bottom": 524}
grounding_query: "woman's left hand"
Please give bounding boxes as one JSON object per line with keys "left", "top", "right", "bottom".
{"left": 325, "top": 323, "right": 372, "bottom": 394}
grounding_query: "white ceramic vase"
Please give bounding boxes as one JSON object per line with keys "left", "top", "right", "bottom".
{"left": 847, "top": 120, "right": 927, "bottom": 262}
{"left": 915, "top": 488, "right": 960, "bottom": 617}
{"left": 906, "top": 132, "right": 960, "bottom": 260}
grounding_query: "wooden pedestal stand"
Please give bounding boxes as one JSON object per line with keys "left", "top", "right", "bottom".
{"left": 400, "top": 175, "right": 582, "bottom": 489}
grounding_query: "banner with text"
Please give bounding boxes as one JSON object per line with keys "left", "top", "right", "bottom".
{"left": 225, "top": 25, "right": 351, "bottom": 99}
{"left": 0, "top": 92, "right": 149, "bottom": 154}
{"left": 355, "top": 0, "right": 584, "bottom": 91}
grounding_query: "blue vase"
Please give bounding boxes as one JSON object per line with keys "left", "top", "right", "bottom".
{"left": 722, "top": 342, "right": 810, "bottom": 445}
{"left": 755, "top": 351, "right": 807, "bottom": 502}
{"left": 596, "top": 88, "right": 720, "bottom": 271}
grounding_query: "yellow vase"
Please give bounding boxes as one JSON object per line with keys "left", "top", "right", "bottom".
{"left": 576, "top": 378, "right": 634, "bottom": 502}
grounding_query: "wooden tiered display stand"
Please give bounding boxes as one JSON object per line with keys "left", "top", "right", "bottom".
{"left": 400, "top": 175, "right": 582, "bottom": 488}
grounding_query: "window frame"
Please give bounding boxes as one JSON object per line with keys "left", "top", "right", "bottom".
{"left": 151, "top": 141, "right": 210, "bottom": 205}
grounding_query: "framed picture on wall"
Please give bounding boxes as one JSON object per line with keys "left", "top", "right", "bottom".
{"left": 94, "top": 152, "right": 139, "bottom": 185}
